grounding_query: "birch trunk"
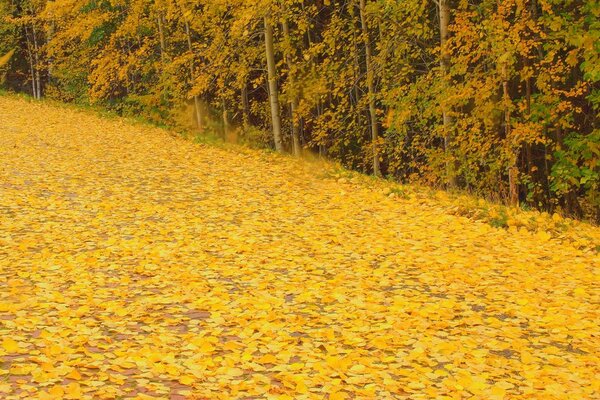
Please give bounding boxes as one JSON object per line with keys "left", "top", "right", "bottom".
{"left": 282, "top": 19, "right": 301, "bottom": 156}
{"left": 439, "top": 0, "right": 454, "bottom": 186}
{"left": 157, "top": 13, "right": 166, "bottom": 63}
{"left": 359, "top": 0, "right": 380, "bottom": 176}
{"left": 241, "top": 82, "right": 250, "bottom": 129}
{"left": 502, "top": 63, "right": 518, "bottom": 207}
{"left": 24, "top": 26, "right": 37, "bottom": 99}
{"left": 31, "top": 23, "right": 41, "bottom": 99}
{"left": 184, "top": 19, "right": 203, "bottom": 131}
{"left": 264, "top": 15, "right": 283, "bottom": 153}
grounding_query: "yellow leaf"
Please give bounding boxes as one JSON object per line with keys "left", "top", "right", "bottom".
{"left": 2, "top": 338, "right": 19, "bottom": 353}
{"left": 198, "top": 341, "right": 215, "bottom": 353}
{"left": 38, "top": 391, "right": 54, "bottom": 400}
{"left": 330, "top": 391, "right": 347, "bottom": 400}
{"left": 490, "top": 385, "right": 506, "bottom": 398}
{"left": 295, "top": 380, "right": 308, "bottom": 394}
{"left": 535, "top": 230, "right": 551, "bottom": 242}
{"left": 466, "top": 376, "right": 487, "bottom": 393}
{"left": 551, "top": 213, "right": 562, "bottom": 222}
{"left": 179, "top": 375, "right": 195, "bottom": 385}
{"left": 495, "top": 381, "right": 514, "bottom": 390}
{"left": 521, "top": 351, "right": 534, "bottom": 364}
{"left": 66, "top": 369, "right": 82, "bottom": 380}
{"left": 408, "top": 381, "right": 426, "bottom": 390}
{"left": 257, "top": 353, "right": 277, "bottom": 364}
{"left": 49, "top": 386, "right": 65, "bottom": 397}
{"left": 227, "top": 368, "right": 244, "bottom": 377}
{"left": 64, "top": 382, "right": 82, "bottom": 399}
{"left": 326, "top": 356, "right": 350, "bottom": 371}
{"left": 349, "top": 364, "right": 366, "bottom": 373}
{"left": 0, "top": 49, "right": 15, "bottom": 67}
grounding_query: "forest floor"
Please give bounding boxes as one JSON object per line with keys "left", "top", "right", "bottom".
{"left": 0, "top": 95, "right": 599, "bottom": 399}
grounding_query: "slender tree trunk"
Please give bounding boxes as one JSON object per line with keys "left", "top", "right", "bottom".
{"left": 156, "top": 12, "right": 169, "bottom": 103}
{"left": 47, "top": 20, "right": 55, "bottom": 84}
{"left": 24, "top": 26, "right": 37, "bottom": 99}
{"left": 157, "top": 15, "right": 166, "bottom": 62}
{"left": 264, "top": 15, "right": 283, "bottom": 153}
{"left": 31, "top": 23, "right": 42, "bottom": 99}
{"left": 349, "top": 4, "right": 363, "bottom": 134}
{"left": 316, "top": 100, "right": 325, "bottom": 157}
{"left": 222, "top": 96, "right": 229, "bottom": 137}
{"left": 282, "top": 19, "right": 301, "bottom": 156}
{"left": 502, "top": 63, "right": 518, "bottom": 207}
{"left": 184, "top": 19, "right": 203, "bottom": 131}
{"left": 525, "top": 60, "right": 534, "bottom": 181}
{"left": 241, "top": 81, "right": 250, "bottom": 129}
{"left": 439, "top": 0, "right": 454, "bottom": 186}
{"left": 359, "top": 0, "right": 380, "bottom": 176}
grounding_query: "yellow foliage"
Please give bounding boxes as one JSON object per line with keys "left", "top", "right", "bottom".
{"left": 2, "top": 338, "right": 20, "bottom": 353}
{"left": 0, "top": 96, "right": 598, "bottom": 399}
{"left": 0, "top": 49, "right": 15, "bottom": 68}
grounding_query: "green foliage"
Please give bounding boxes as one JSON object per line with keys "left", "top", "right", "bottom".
{"left": 551, "top": 131, "right": 600, "bottom": 208}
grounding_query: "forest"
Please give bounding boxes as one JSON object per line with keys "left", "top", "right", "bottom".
{"left": 1, "top": 0, "right": 599, "bottom": 221}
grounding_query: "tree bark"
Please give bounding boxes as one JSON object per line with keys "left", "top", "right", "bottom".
{"left": 24, "top": 26, "right": 37, "bottom": 99}
{"left": 241, "top": 81, "right": 250, "bottom": 129}
{"left": 222, "top": 96, "right": 229, "bottom": 137}
{"left": 31, "top": 22, "right": 42, "bottom": 99}
{"left": 184, "top": 19, "right": 203, "bottom": 131}
{"left": 349, "top": 4, "right": 363, "bottom": 138}
{"left": 282, "top": 19, "right": 301, "bottom": 156}
{"left": 157, "top": 13, "right": 166, "bottom": 63}
{"left": 502, "top": 63, "right": 518, "bottom": 207}
{"left": 525, "top": 60, "right": 534, "bottom": 180}
{"left": 359, "top": 0, "right": 380, "bottom": 176}
{"left": 264, "top": 15, "right": 283, "bottom": 153}
{"left": 439, "top": 0, "right": 454, "bottom": 186}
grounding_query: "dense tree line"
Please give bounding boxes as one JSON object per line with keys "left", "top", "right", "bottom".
{"left": 1, "top": 0, "right": 598, "bottom": 220}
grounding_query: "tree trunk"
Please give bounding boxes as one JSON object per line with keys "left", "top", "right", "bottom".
{"left": 509, "top": 166, "right": 519, "bottom": 207}
{"left": 439, "top": 0, "right": 453, "bottom": 185}
{"left": 47, "top": 20, "right": 55, "bottom": 84}
{"left": 184, "top": 19, "right": 203, "bottom": 131}
{"left": 264, "top": 15, "right": 283, "bottom": 153}
{"left": 31, "top": 23, "right": 42, "bottom": 99}
{"left": 349, "top": 4, "right": 363, "bottom": 137}
{"left": 222, "top": 96, "right": 229, "bottom": 137}
{"left": 439, "top": 0, "right": 454, "bottom": 186}
{"left": 282, "top": 19, "right": 301, "bottom": 156}
{"left": 316, "top": 100, "right": 325, "bottom": 157}
{"left": 502, "top": 63, "right": 518, "bottom": 207}
{"left": 359, "top": 0, "right": 380, "bottom": 176}
{"left": 24, "top": 26, "right": 37, "bottom": 99}
{"left": 157, "top": 14, "right": 166, "bottom": 62}
{"left": 525, "top": 60, "right": 534, "bottom": 183}
{"left": 241, "top": 82, "right": 250, "bottom": 129}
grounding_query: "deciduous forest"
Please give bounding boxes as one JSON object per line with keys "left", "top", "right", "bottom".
{"left": 1, "top": 0, "right": 599, "bottom": 220}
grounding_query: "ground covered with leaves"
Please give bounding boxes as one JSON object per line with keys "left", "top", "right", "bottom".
{"left": 0, "top": 96, "right": 599, "bottom": 399}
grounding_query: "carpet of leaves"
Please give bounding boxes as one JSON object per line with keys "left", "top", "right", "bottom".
{"left": 0, "top": 96, "right": 599, "bottom": 399}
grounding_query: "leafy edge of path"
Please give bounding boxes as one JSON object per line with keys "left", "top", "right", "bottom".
{"left": 319, "top": 167, "right": 600, "bottom": 254}
{"left": 2, "top": 92, "right": 598, "bottom": 254}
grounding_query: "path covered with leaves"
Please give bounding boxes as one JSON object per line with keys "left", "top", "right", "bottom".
{"left": 0, "top": 96, "right": 599, "bottom": 399}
